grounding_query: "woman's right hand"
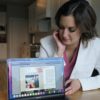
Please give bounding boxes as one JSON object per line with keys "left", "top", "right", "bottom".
{"left": 53, "top": 31, "right": 66, "bottom": 57}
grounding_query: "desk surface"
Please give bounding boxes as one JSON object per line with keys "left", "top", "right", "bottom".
{"left": 0, "top": 90, "right": 100, "bottom": 100}
{"left": 69, "top": 90, "right": 100, "bottom": 100}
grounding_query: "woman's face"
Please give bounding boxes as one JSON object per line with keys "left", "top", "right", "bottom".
{"left": 59, "top": 15, "right": 81, "bottom": 47}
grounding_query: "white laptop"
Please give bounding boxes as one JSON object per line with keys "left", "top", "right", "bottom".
{"left": 7, "top": 57, "right": 68, "bottom": 100}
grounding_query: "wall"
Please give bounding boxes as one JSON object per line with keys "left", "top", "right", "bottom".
{"left": 91, "top": 0, "right": 100, "bottom": 35}
{"left": 0, "top": 5, "right": 6, "bottom": 12}
{"left": 7, "top": 4, "right": 29, "bottom": 58}
{"left": 88, "top": 0, "right": 100, "bottom": 35}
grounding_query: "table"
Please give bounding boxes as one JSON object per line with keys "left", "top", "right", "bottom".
{"left": 69, "top": 90, "right": 100, "bottom": 100}
{"left": 0, "top": 90, "right": 7, "bottom": 100}
{"left": 0, "top": 90, "right": 100, "bottom": 100}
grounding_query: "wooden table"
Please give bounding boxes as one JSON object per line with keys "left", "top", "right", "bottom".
{"left": 0, "top": 90, "right": 100, "bottom": 100}
{"left": 0, "top": 90, "right": 7, "bottom": 100}
{"left": 68, "top": 90, "right": 100, "bottom": 100}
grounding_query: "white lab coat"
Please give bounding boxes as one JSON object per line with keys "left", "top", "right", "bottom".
{"left": 39, "top": 35, "right": 100, "bottom": 91}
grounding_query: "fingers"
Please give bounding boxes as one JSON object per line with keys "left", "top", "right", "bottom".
{"left": 65, "top": 84, "right": 73, "bottom": 95}
{"left": 65, "top": 84, "right": 74, "bottom": 95}
{"left": 65, "top": 88, "right": 73, "bottom": 95}
{"left": 65, "top": 79, "right": 72, "bottom": 87}
{"left": 65, "top": 79, "right": 81, "bottom": 95}
{"left": 65, "top": 86, "right": 72, "bottom": 92}
{"left": 53, "top": 31, "right": 59, "bottom": 41}
{"left": 65, "top": 79, "right": 72, "bottom": 95}
{"left": 52, "top": 30, "right": 66, "bottom": 55}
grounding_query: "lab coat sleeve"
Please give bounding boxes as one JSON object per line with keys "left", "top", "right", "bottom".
{"left": 39, "top": 45, "right": 49, "bottom": 58}
{"left": 79, "top": 53, "right": 100, "bottom": 91}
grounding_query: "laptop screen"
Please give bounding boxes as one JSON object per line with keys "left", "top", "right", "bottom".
{"left": 7, "top": 57, "right": 64, "bottom": 100}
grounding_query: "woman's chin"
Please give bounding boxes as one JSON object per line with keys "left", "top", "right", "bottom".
{"left": 63, "top": 42, "right": 72, "bottom": 46}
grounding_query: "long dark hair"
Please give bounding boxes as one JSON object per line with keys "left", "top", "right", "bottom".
{"left": 55, "top": 0, "right": 98, "bottom": 47}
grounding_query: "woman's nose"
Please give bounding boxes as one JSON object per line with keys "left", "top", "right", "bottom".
{"left": 63, "top": 28, "right": 69, "bottom": 37}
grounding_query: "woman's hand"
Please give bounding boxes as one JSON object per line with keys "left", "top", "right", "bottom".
{"left": 65, "top": 79, "right": 81, "bottom": 95}
{"left": 53, "top": 31, "right": 66, "bottom": 57}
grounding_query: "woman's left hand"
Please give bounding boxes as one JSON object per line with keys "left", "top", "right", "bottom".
{"left": 65, "top": 79, "right": 81, "bottom": 95}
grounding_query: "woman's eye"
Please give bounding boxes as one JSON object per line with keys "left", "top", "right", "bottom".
{"left": 69, "top": 27, "right": 77, "bottom": 32}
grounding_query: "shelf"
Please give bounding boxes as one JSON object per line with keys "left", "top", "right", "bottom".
{"left": 0, "top": 34, "right": 7, "bottom": 43}
{"left": 0, "top": 12, "right": 7, "bottom": 59}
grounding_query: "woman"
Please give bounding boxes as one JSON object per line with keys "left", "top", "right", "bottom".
{"left": 39, "top": 0, "right": 100, "bottom": 95}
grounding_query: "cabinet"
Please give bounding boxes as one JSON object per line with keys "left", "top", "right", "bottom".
{"left": 36, "top": 0, "right": 51, "bottom": 19}
{"left": 0, "top": 12, "right": 6, "bottom": 26}
{"left": 28, "top": 0, "right": 69, "bottom": 33}
{"left": 29, "top": 2, "right": 37, "bottom": 33}
{"left": 29, "top": 0, "right": 51, "bottom": 33}
{"left": 0, "top": 12, "right": 6, "bottom": 36}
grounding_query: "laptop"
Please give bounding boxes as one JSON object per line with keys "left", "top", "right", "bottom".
{"left": 7, "top": 57, "right": 68, "bottom": 100}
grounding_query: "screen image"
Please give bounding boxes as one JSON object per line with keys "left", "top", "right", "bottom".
{"left": 25, "top": 74, "right": 39, "bottom": 89}
{"left": 7, "top": 58, "right": 64, "bottom": 99}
